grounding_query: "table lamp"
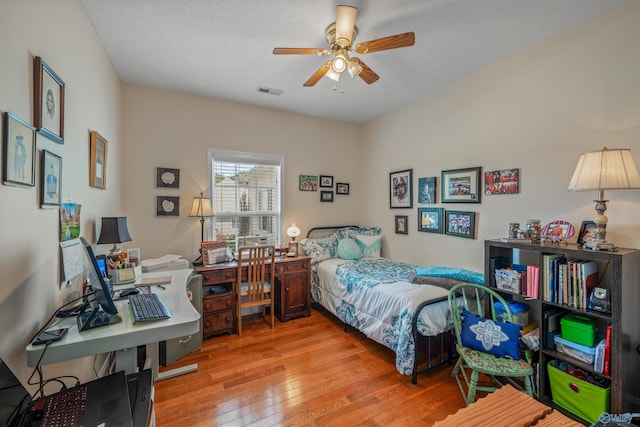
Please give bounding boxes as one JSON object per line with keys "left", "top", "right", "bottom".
{"left": 568, "top": 147, "right": 640, "bottom": 250}
{"left": 189, "top": 192, "right": 214, "bottom": 265}
{"left": 286, "top": 223, "right": 301, "bottom": 256}
{"left": 97, "top": 217, "right": 132, "bottom": 260}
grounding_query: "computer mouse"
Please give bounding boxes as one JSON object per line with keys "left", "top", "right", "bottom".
{"left": 121, "top": 288, "right": 140, "bottom": 297}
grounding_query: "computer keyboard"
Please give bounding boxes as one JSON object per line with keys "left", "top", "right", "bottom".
{"left": 41, "top": 384, "right": 88, "bottom": 427}
{"left": 128, "top": 293, "right": 171, "bottom": 322}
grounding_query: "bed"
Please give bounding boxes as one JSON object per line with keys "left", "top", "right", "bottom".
{"left": 301, "top": 225, "right": 480, "bottom": 383}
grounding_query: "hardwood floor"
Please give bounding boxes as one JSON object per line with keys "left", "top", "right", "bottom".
{"left": 155, "top": 307, "right": 474, "bottom": 426}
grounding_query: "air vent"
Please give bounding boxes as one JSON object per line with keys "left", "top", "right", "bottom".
{"left": 256, "top": 86, "right": 284, "bottom": 96}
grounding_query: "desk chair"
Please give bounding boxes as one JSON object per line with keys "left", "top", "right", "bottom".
{"left": 448, "top": 283, "right": 533, "bottom": 406}
{"left": 237, "top": 245, "right": 275, "bottom": 336}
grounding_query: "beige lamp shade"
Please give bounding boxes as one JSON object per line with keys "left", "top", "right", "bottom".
{"left": 189, "top": 193, "right": 214, "bottom": 218}
{"left": 568, "top": 147, "right": 640, "bottom": 191}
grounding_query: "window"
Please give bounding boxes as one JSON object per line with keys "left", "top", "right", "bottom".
{"left": 208, "top": 149, "right": 283, "bottom": 251}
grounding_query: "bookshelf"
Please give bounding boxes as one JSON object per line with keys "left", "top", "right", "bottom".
{"left": 484, "top": 239, "right": 640, "bottom": 422}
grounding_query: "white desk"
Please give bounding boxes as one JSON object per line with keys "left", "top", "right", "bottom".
{"left": 26, "top": 269, "right": 201, "bottom": 380}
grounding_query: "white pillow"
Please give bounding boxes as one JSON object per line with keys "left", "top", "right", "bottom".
{"left": 355, "top": 235, "right": 382, "bottom": 258}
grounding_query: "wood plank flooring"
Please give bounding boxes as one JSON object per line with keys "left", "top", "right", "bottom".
{"left": 154, "top": 306, "right": 475, "bottom": 426}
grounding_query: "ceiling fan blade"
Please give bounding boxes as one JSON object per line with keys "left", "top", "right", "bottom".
{"left": 303, "top": 61, "right": 332, "bottom": 87}
{"left": 273, "top": 47, "right": 330, "bottom": 55}
{"left": 335, "top": 5, "right": 358, "bottom": 46}
{"left": 351, "top": 58, "right": 379, "bottom": 84}
{"left": 354, "top": 31, "right": 415, "bottom": 54}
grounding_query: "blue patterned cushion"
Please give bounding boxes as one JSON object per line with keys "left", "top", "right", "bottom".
{"left": 460, "top": 309, "right": 521, "bottom": 359}
{"left": 415, "top": 266, "right": 484, "bottom": 285}
{"left": 337, "top": 238, "right": 363, "bottom": 260}
{"left": 335, "top": 226, "right": 381, "bottom": 240}
{"left": 355, "top": 234, "right": 382, "bottom": 258}
{"left": 299, "top": 234, "right": 338, "bottom": 264}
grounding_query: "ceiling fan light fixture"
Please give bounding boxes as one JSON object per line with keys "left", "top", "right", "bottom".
{"left": 331, "top": 53, "right": 347, "bottom": 73}
{"left": 335, "top": 5, "right": 358, "bottom": 47}
{"left": 325, "top": 68, "right": 341, "bottom": 82}
{"left": 347, "top": 59, "right": 363, "bottom": 78}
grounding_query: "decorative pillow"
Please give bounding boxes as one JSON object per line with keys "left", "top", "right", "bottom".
{"left": 335, "top": 226, "right": 381, "bottom": 240}
{"left": 337, "top": 238, "right": 363, "bottom": 260}
{"left": 299, "top": 234, "right": 338, "bottom": 264}
{"left": 415, "top": 266, "right": 484, "bottom": 285}
{"left": 355, "top": 234, "right": 382, "bottom": 258}
{"left": 460, "top": 309, "right": 521, "bottom": 359}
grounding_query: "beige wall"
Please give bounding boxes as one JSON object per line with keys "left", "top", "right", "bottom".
{"left": 121, "top": 84, "right": 363, "bottom": 260}
{"left": 362, "top": 0, "right": 640, "bottom": 269}
{"left": 1, "top": 0, "right": 639, "bottom": 393}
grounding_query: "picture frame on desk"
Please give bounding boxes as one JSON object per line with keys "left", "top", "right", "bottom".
{"left": 201, "top": 240, "right": 228, "bottom": 265}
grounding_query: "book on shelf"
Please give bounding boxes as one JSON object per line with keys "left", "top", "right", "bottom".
{"left": 604, "top": 325, "right": 612, "bottom": 376}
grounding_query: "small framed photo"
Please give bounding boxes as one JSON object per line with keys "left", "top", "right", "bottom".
{"left": 34, "top": 56, "right": 65, "bottom": 144}
{"left": 577, "top": 220, "right": 597, "bottom": 247}
{"left": 40, "top": 150, "right": 62, "bottom": 207}
{"left": 156, "top": 196, "right": 180, "bottom": 217}
{"left": 127, "top": 248, "right": 141, "bottom": 264}
{"left": 395, "top": 215, "right": 408, "bottom": 235}
{"left": 441, "top": 167, "right": 481, "bottom": 203}
{"left": 288, "top": 242, "right": 298, "bottom": 256}
{"left": 2, "top": 112, "right": 36, "bottom": 187}
{"left": 445, "top": 210, "right": 476, "bottom": 239}
{"left": 541, "top": 220, "right": 575, "bottom": 243}
{"left": 484, "top": 169, "right": 519, "bottom": 195}
{"left": 89, "top": 130, "right": 108, "bottom": 189}
{"left": 336, "top": 182, "right": 350, "bottom": 195}
{"left": 418, "top": 207, "right": 443, "bottom": 234}
{"left": 390, "top": 169, "right": 413, "bottom": 208}
{"left": 320, "top": 175, "right": 334, "bottom": 188}
{"left": 320, "top": 190, "right": 334, "bottom": 202}
{"left": 156, "top": 167, "right": 180, "bottom": 188}
{"left": 299, "top": 175, "right": 318, "bottom": 191}
{"left": 418, "top": 177, "right": 436, "bottom": 204}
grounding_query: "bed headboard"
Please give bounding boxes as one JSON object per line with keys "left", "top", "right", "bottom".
{"left": 306, "top": 225, "right": 358, "bottom": 238}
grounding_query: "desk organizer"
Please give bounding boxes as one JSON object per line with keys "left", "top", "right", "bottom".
{"left": 109, "top": 265, "right": 142, "bottom": 284}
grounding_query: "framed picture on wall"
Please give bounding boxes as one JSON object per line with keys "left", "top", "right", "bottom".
{"left": 390, "top": 169, "right": 413, "bottom": 208}
{"left": 441, "top": 167, "right": 481, "bottom": 203}
{"left": 418, "top": 207, "right": 443, "bottom": 234}
{"left": 320, "top": 190, "right": 334, "bottom": 202}
{"left": 299, "top": 175, "right": 318, "bottom": 191}
{"left": 336, "top": 182, "right": 350, "bottom": 195}
{"left": 320, "top": 175, "right": 333, "bottom": 188}
{"left": 156, "top": 167, "right": 180, "bottom": 188}
{"left": 89, "top": 130, "right": 108, "bottom": 189}
{"left": 34, "top": 56, "right": 65, "bottom": 144}
{"left": 156, "top": 196, "right": 180, "bottom": 217}
{"left": 445, "top": 210, "right": 476, "bottom": 239}
{"left": 395, "top": 215, "right": 408, "bottom": 235}
{"left": 417, "top": 176, "right": 436, "bottom": 204}
{"left": 484, "top": 168, "right": 519, "bottom": 195}
{"left": 40, "top": 149, "right": 62, "bottom": 207}
{"left": 2, "top": 112, "right": 36, "bottom": 187}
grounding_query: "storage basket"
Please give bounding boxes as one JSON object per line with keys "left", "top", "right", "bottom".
{"left": 547, "top": 360, "right": 610, "bottom": 424}
{"left": 560, "top": 313, "right": 598, "bottom": 347}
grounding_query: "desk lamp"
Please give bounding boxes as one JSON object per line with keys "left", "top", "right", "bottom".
{"left": 286, "top": 223, "right": 301, "bottom": 256}
{"left": 189, "top": 192, "right": 214, "bottom": 265}
{"left": 97, "top": 217, "right": 132, "bottom": 260}
{"left": 568, "top": 147, "right": 640, "bottom": 250}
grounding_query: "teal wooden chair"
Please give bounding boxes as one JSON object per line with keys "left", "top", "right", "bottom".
{"left": 447, "top": 283, "right": 534, "bottom": 406}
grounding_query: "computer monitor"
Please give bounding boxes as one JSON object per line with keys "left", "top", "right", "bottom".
{"left": 78, "top": 237, "right": 122, "bottom": 331}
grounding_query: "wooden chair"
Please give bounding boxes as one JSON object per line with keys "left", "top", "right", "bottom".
{"left": 236, "top": 245, "right": 275, "bottom": 336}
{"left": 447, "top": 282, "right": 534, "bottom": 406}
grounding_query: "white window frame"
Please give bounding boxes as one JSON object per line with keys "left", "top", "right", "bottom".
{"left": 207, "top": 149, "right": 284, "bottom": 250}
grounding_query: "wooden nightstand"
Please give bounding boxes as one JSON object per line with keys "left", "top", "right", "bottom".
{"left": 195, "top": 255, "right": 310, "bottom": 338}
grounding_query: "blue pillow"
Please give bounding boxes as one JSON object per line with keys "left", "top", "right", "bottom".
{"left": 337, "top": 238, "right": 363, "bottom": 260}
{"left": 415, "top": 266, "right": 484, "bottom": 285}
{"left": 460, "top": 309, "right": 521, "bottom": 359}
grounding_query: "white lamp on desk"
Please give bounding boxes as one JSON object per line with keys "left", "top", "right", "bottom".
{"left": 286, "top": 223, "right": 301, "bottom": 256}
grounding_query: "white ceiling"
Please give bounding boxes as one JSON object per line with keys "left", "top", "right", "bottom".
{"left": 81, "top": 0, "right": 624, "bottom": 124}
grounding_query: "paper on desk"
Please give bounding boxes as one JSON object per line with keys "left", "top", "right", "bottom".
{"left": 60, "top": 239, "right": 83, "bottom": 281}
{"left": 140, "top": 276, "right": 173, "bottom": 286}
{"left": 140, "top": 254, "right": 182, "bottom": 271}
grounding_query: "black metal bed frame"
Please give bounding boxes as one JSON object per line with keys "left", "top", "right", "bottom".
{"left": 306, "top": 225, "right": 456, "bottom": 384}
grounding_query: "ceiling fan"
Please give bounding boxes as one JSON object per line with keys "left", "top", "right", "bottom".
{"left": 273, "top": 5, "right": 415, "bottom": 87}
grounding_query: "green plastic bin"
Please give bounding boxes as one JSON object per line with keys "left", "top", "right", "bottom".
{"left": 548, "top": 360, "right": 610, "bottom": 424}
{"left": 560, "top": 313, "right": 598, "bottom": 347}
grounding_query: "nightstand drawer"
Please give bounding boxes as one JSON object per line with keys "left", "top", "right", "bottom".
{"left": 203, "top": 310, "right": 233, "bottom": 334}
{"left": 275, "top": 260, "right": 308, "bottom": 274}
{"left": 203, "top": 294, "right": 234, "bottom": 312}
{"left": 201, "top": 269, "right": 236, "bottom": 285}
